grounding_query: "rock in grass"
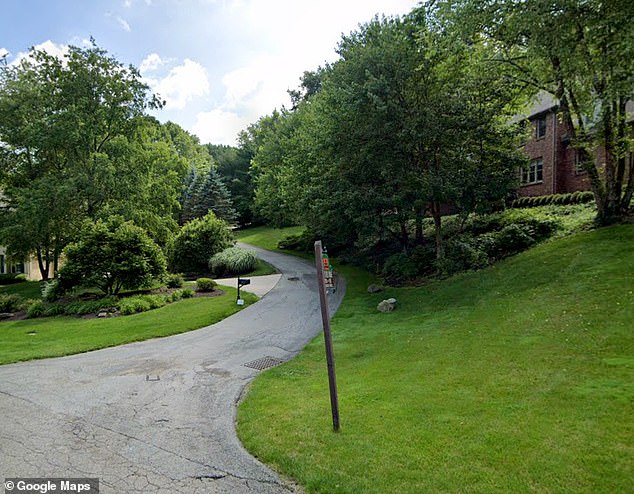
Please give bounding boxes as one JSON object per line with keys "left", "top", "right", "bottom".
{"left": 377, "top": 298, "right": 397, "bottom": 312}
{"left": 367, "top": 284, "right": 385, "bottom": 293}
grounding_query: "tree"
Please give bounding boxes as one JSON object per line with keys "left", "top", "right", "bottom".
{"left": 454, "top": 0, "right": 634, "bottom": 223}
{"left": 0, "top": 41, "right": 178, "bottom": 278}
{"left": 58, "top": 217, "right": 167, "bottom": 296}
{"left": 194, "top": 166, "right": 237, "bottom": 223}
{"left": 249, "top": 12, "right": 524, "bottom": 260}
{"left": 208, "top": 143, "right": 256, "bottom": 225}
{"left": 169, "top": 212, "right": 234, "bottom": 274}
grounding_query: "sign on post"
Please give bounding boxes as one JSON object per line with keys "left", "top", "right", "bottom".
{"left": 314, "top": 240, "right": 340, "bottom": 432}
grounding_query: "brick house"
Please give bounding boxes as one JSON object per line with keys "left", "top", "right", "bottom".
{"left": 518, "top": 92, "right": 633, "bottom": 197}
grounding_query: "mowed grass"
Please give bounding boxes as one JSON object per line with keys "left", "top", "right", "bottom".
{"left": 0, "top": 281, "right": 43, "bottom": 299}
{"left": 237, "top": 225, "right": 634, "bottom": 494}
{"left": 236, "top": 225, "right": 305, "bottom": 252}
{"left": 0, "top": 286, "right": 257, "bottom": 365}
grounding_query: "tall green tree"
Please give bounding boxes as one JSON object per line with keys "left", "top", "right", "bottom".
{"left": 250, "top": 12, "right": 524, "bottom": 259}
{"left": 0, "top": 43, "right": 186, "bottom": 278}
{"left": 208, "top": 143, "right": 255, "bottom": 225}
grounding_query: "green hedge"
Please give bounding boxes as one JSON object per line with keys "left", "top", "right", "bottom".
{"left": 511, "top": 191, "right": 594, "bottom": 208}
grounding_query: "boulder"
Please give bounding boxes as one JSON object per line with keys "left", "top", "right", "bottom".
{"left": 377, "top": 298, "right": 397, "bottom": 312}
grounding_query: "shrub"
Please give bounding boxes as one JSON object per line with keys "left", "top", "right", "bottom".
{"left": 502, "top": 211, "right": 560, "bottom": 241}
{"left": 165, "top": 273, "right": 184, "bottom": 288}
{"left": 0, "top": 293, "right": 26, "bottom": 312}
{"left": 63, "top": 297, "right": 118, "bottom": 316}
{"left": 169, "top": 212, "right": 234, "bottom": 274}
{"left": 118, "top": 297, "right": 152, "bottom": 315}
{"left": 41, "top": 279, "right": 64, "bottom": 302}
{"left": 181, "top": 288, "right": 195, "bottom": 298}
{"left": 489, "top": 224, "right": 536, "bottom": 258}
{"left": 196, "top": 278, "right": 217, "bottom": 292}
{"left": 58, "top": 217, "right": 167, "bottom": 296}
{"left": 209, "top": 247, "right": 258, "bottom": 277}
{"left": 169, "top": 289, "right": 184, "bottom": 302}
{"left": 435, "top": 239, "right": 490, "bottom": 276}
{"left": 26, "top": 300, "right": 46, "bottom": 318}
{"left": 43, "top": 303, "right": 66, "bottom": 317}
{"left": 140, "top": 294, "right": 168, "bottom": 309}
{"left": 382, "top": 253, "right": 419, "bottom": 286}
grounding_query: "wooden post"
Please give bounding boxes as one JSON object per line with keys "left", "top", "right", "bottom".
{"left": 314, "top": 240, "right": 340, "bottom": 432}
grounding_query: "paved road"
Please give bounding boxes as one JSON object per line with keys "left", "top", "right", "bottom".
{"left": 0, "top": 246, "right": 345, "bottom": 493}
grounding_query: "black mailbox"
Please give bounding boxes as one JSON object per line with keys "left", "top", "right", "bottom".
{"left": 238, "top": 278, "right": 251, "bottom": 286}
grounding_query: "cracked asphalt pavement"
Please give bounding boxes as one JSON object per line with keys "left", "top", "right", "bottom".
{"left": 0, "top": 245, "right": 345, "bottom": 493}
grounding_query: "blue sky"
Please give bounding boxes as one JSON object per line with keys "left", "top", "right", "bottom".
{"left": 1, "top": 0, "right": 420, "bottom": 145}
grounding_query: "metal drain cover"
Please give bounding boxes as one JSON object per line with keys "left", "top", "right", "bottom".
{"left": 243, "top": 356, "right": 283, "bottom": 371}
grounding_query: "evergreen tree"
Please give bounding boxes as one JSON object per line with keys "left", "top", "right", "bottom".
{"left": 195, "top": 166, "right": 237, "bottom": 224}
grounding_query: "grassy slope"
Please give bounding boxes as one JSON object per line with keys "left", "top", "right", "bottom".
{"left": 0, "top": 286, "right": 257, "bottom": 365}
{"left": 237, "top": 225, "right": 633, "bottom": 494}
{"left": 236, "top": 225, "right": 305, "bottom": 251}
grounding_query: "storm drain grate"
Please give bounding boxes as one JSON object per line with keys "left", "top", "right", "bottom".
{"left": 243, "top": 356, "right": 283, "bottom": 371}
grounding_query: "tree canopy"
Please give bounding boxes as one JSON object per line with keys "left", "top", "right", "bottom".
{"left": 0, "top": 42, "right": 239, "bottom": 279}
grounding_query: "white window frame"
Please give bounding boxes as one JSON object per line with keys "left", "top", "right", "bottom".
{"left": 521, "top": 158, "right": 544, "bottom": 185}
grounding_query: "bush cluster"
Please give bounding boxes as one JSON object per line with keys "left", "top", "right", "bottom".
{"left": 165, "top": 273, "right": 184, "bottom": 289}
{"left": 381, "top": 209, "right": 562, "bottom": 284}
{"left": 0, "top": 293, "right": 30, "bottom": 312}
{"left": 169, "top": 212, "right": 234, "bottom": 274}
{"left": 26, "top": 296, "right": 118, "bottom": 319}
{"left": 196, "top": 278, "right": 217, "bottom": 292}
{"left": 209, "top": 247, "right": 258, "bottom": 277}
{"left": 25, "top": 286, "right": 198, "bottom": 319}
{"left": 511, "top": 191, "right": 594, "bottom": 208}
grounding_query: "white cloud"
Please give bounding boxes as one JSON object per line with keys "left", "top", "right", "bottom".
{"left": 0, "top": 48, "right": 9, "bottom": 59}
{"left": 192, "top": 109, "right": 250, "bottom": 145}
{"left": 10, "top": 40, "right": 69, "bottom": 66}
{"left": 139, "top": 53, "right": 164, "bottom": 73}
{"left": 117, "top": 16, "right": 132, "bottom": 32}
{"left": 146, "top": 58, "right": 210, "bottom": 110}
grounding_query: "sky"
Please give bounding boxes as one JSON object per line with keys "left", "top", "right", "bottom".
{"left": 1, "top": 0, "right": 421, "bottom": 146}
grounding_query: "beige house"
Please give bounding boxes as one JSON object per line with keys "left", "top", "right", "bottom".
{"left": 0, "top": 246, "right": 43, "bottom": 281}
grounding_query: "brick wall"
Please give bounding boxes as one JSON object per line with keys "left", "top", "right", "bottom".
{"left": 519, "top": 111, "right": 557, "bottom": 196}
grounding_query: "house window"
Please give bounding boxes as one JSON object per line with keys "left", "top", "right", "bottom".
{"left": 9, "top": 262, "right": 24, "bottom": 274}
{"left": 535, "top": 116, "right": 547, "bottom": 139}
{"left": 575, "top": 149, "right": 590, "bottom": 174}
{"left": 521, "top": 158, "right": 544, "bottom": 185}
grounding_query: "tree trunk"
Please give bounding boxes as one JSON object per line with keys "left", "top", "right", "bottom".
{"left": 36, "top": 247, "right": 50, "bottom": 281}
{"left": 414, "top": 205, "right": 424, "bottom": 244}
{"left": 431, "top": 201, "right": 443, "bottom": 260}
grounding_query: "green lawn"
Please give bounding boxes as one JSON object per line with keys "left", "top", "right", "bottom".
{"left": 0, "top": 281, "right": 42, "bottom": 299}
{"left": 236, "top": 225, "right": 305, "bottom": 252}
{"left": 0, "top": 286, "right": 257, "bottom": 365}
{"left": 237, "top": 225, "right": 634, "bottom": 494}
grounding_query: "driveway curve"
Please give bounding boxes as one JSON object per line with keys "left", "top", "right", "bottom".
{"left": 0, "top": 246, "right": 345, "bottom": 493}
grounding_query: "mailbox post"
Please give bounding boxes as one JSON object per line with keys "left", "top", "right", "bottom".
{"left": 237, "top": 278, "right": 250, "bottom": 305}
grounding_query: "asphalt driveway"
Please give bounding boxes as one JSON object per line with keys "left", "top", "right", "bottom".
{"left": 0, "top": 246, "right": 345, "bottom": 493}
